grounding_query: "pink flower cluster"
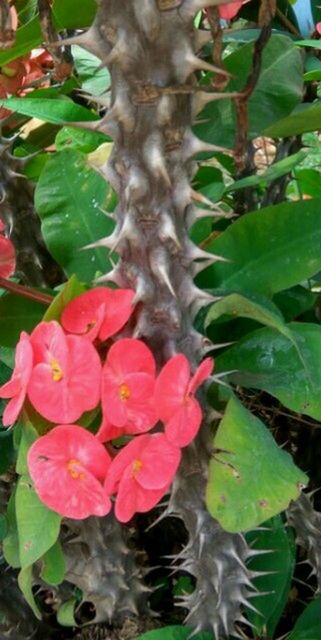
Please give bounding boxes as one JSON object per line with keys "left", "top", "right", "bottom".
{"left": 0, "top": 287, "right": 213, "bottom": 523}
{"left": 218, "top": 0, "right": 250, "bottom": 20}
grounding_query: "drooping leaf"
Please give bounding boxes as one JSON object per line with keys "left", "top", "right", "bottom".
{"left": 16, "top": 476, "right": 61, "bottom": 569}
{"left": 198, "top": 199, "right": 321, "bottom": 296}
{"left": 206, "top": 395, "right": 308, "bottom": 533}
{"left": 215, "top": 323, "right": 321, "bottom": 421}
{"left": 18, "top": 565, "right": 41, "bottom": 619}
{"left": 246, "top": 516, "right": 296, "bottom": 637}
{"left": 41, "top": 541, "right": 65, "bottom": 586}
{"left": 194, "top": 35, "right": 303, "bottom": 148}
{"left": 35, "top": 149, "right": 114, "bottom": 282}
{"left": 0, "top": 97, "right": 98, "bottom": 126}
{"left": 288, "top": 598, "right": 321, "bottom": 640}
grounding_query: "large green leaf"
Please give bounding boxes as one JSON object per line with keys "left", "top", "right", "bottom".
{"left": 0, "top": 294, "right": 45, "bottom": 348}
{"left": 206, "top": 395, "right": 308, "bottom": 532}
{"left": 16, "top": 476, "right": 61, "bottom": 569}
{"left": 246, "top": 516, "right": 295, "bottom": 637}
{"left": 138, "top": 627, "right": 213, "bottom": 640}
{"left": 198, "top": 199, "right": 321, "bottom": 296}
{"left": 264, "top": 102, "right": 321, "bottom": 138}
{"left": 288, "top": 599, "right": 321, "bottom": 640}
{"left": 35, "top": 149, "right": 114, "bottom": 282}
{"left": 194, "top": 35, "right": 303, "bottom": 148}
{"left": 72, "top": 45, "right": 110, "bottom": 96}
{"left": 215, "top": 323, "right": 321, "bottom": 421}
{"left": 0, "top": 97, "right": 98, "bottom": 126}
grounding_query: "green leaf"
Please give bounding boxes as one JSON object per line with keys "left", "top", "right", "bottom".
{"left": 0, "top": 97, "right": 98, "bottom": 126}
{"left": 264, "top": 102, "right": 321, "bottom": 138}
{"left": 16, "top": 476, "right": 61, "bottom": 568}
{"left": 43, "top": 275, "right": 87, "bottom": 322}
{"left": 206, "top": 395, "right": 308, "bottom": 533}
{"left": 246, "top": 516, "right": 295, "bottom": 637}
{"left": 138, "top": 627, "right": 213, "bottom": 640}
{"left": 273, "top": 286, "right": 316, "bottom": 322}
{"left": 3, "top": 490, "right": 20, "bottom": 569}
{"left": 52, "top": 0, "right": 96, "bottom": 29}
{"left": 55, "top": 126, "right": 109, "bottom": 153}
{"left": 288, "top": 598, "right": 321, "bottom": 640}
{"left": 0, "top": 294, "right": 44, "bottom": 348}
{"left": 197, "top": 199, "right": 321, "bottom": 296}
{"left": 72, "top": 45, "right": 110, "bottom": 96}
{"left": 0, "top": 514, "right": 7, "bottom": 541}
{"left": 216, "top": 322, "right": 321, "bottom": 421}
{"left": 226, "top": 150, "right": 307, "bottom": 192}
{"left": 35, "top": 149, "right": 114, "bottom": 282}
{"left": 0, "top": 17, "right": 41, "bottom": 66}
{"left": 294, "top": 169, "right": 321, "bottom": 199}
{"left": 296, "top": 40, "right": 321, "bottom": 50}
{"left": 205, "top": 293, "right": 288, "bottom": 335}
{"left": 41, "top": 541, "right": 65, "bottom": 586}
{"left": 194, "top": 35, "right": 303, "bottom": 148}
{"left": 18, "top": 565, "right": 41, "bottom": 619}
{"left": 57, "top": 598, "right": 78, "bottom": 626}
{"left": 16, "top": 423, "right": 38, "bottom": 476}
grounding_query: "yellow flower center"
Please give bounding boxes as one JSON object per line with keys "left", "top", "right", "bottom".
{"left": 50, "top": 358, "right": 64, "bottom": 382}
{"left": 132, "top": 459, "right": 143, "bottom": 476}
{"left": 119, "top": 383, "right": 131, "bottom": 401}
{"left": 67, "top": 458, "right": 85, "bottom": 480}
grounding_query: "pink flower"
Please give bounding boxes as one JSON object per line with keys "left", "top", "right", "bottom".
{"left": 0, "top": 332, "right": 33, "bottom": 426}
{"left": 316, "top": 23, "right": 321, "bottom": 35}
{"left": 101, "top": 338, "right": 157, "bottom": 435}
{"left": 0, "top": 233, "right": 15, "bottom": 278}
{"left": 218, "top": 0, "right": 250, "bottom": 20}
{"left": 27, "top": 321, "right": 102, "bottom": 423}
{"left": 105, "top": 433, "right": 181, "bottom": 522}
{"left": 28, "top": 425, "right": 111, "bottom": 519}
{"left": 61, "top": 287, "right": 135, "bottom": 342}
{"left": 155, "top": 355, "right": 213, "bottom": 447}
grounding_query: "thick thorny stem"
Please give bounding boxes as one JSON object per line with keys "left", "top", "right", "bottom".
{"left": 60, "top": 1, "right": 257, "bottom": 635}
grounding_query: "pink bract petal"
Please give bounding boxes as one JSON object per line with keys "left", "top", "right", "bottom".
{"left": 105, "top": 433, "right": 181, "bottom": 522}
{"left": 61, "top": 287, "right": 135, "bottom": 341}
{"left": 317, "top": 23, "right": 321, "bottom": 35}
{"left": 164, "top": 398, "right": 202, "bottom": 448}
{"left": 102, "top": 339, "right": 157, "bottom": 434}
{"left": 0, "top": 60, "right": 27, "bottom": 94}
{"left": 96, "top": 415, "right": 126, "bottom": 443}
{"left": 137, "top": 433, "right": 181, "bottom": 490}
{"left": 0, "top": 332, "right": 33, "bottom": 426}
{"left": 0, "top": 235, "right": 16, "bottom": 278}
{"left": 28, "top": 322, "right": 101, "bottom": 423}
{"left": 218, "top": 0, "right": 248, "bottom": 20}
{"left": 102, "top": 370, "right": 157, "bottom": 431}
{"left": 106, "top": 338, "right": 156, "bottom": 377}
{"left": 115, "top": 468, "right": 168, "bottom": 523}
{"left": 155, "top": 354, "right": 190, "bottom": 421}
{"left": 28, "top": 425, "right": 111, "bottom": 519}
{"left": 188, "top": 357, "right": 213, "bottom": 395}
